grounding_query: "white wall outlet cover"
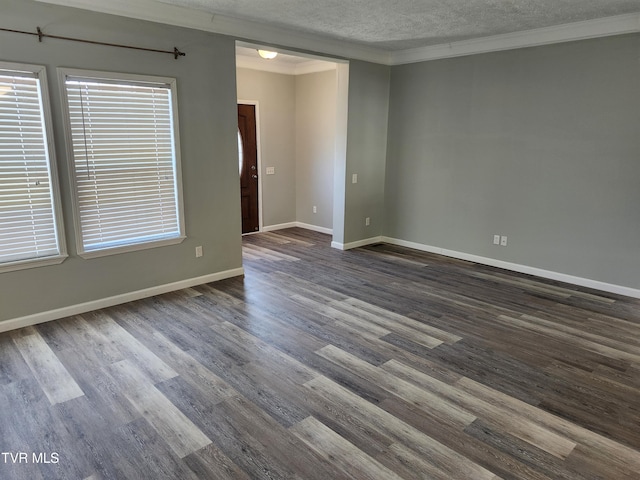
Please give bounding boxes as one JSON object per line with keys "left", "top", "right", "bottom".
{"left": 500, "top": 236, "right": 508, "bottom": 246}
{"left": 493, "top": 235, "right": 500, "bottom": 245}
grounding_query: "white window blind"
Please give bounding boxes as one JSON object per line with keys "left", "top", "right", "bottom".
{"left": 0, "top": 66, "right": 64, "bottom": 270}
{"left": 63, "top": 73, "right": 184, "bottom": 255}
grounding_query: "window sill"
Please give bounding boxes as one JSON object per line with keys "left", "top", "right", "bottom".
{"left": 78, "top": 236, "right": 186, "bottom": 259}
{"left": 0, "top": 254, "right": 68, "bottom": 274}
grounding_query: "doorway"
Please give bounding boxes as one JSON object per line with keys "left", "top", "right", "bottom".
{"left": 236, "top": 45, "right": 349, "bottom": 245}
{"left": 238, "top": 103, "right": 259, "bottom": 233}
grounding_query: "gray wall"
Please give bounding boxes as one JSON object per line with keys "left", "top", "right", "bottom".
{"left": 343, "top": 61, "right": 390, "bottom": 244}
{"left": 236, "top": 68, "right": 296, "bottom": 227}
{"left": 295, "top": 70, "right": 336, "bottom": 229}
{"left": 0, "top": 0, "right": 242, "bottom": 323}
{"left": 385, "top": 34, "right": 640, "bottom": 289}
{"left": 7, "top": 1, "right": 634, "bottom": 325}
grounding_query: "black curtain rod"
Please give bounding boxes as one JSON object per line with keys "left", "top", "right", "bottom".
{"left": 0, "top": 26, "right": 186, "bottom": 59}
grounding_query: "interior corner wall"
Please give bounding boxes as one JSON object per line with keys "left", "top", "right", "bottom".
{"left": 385, "top": 33, "right": 640, "bottom": 290}
{"left": 236, "top": 68, "right": 296, "bottom": 227}
{"left": 0, "top": 0, "right": 242, "bottom": 324}
{"left": 295, "top": 70, "right": 337, "bottom": 229}
{"left": 343, "top": 60, "right": 391, "bottom": 244}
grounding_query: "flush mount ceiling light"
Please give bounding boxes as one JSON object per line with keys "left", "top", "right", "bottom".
{"left": 257, "top": 49, "right": 278, "bottom": 59}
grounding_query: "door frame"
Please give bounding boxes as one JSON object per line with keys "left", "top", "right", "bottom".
{"left": 237, "top": 99, "right": 263, "bottom": 233}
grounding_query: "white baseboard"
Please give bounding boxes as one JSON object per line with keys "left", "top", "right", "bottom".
{"left": 382, "top": 237, "right": 640, "bottom": 299}
{"left": 262, "top": 222, "right": 297, "bottom": 232}
{"left": 263, "top": 222, "right": 333, "bottom": 235}
{"left": 295, "top": 222, "right": 333, "bottom": 235}
{"left": 0, "top": 267, "right": 245, "bottom": 334}
{"left": 332, "top": 236, "right": 384, "bottom": 250}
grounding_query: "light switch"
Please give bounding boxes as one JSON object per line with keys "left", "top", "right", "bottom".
{"left": 266, "top": 167, "right": 275, "bottom": 175}
{"left": 352, "top": 173, "right": 358, "bottom": 184}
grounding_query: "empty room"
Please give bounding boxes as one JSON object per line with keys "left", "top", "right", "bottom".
{"left": 1, "top": 0, "right": 639, "bottom": 479}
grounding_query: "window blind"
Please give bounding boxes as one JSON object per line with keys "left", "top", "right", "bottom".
{"left": 0, "top": 70, "right": 61, "bottom": 265}
{"left": 64, "top": 76, "right": 182, "bottom": 253}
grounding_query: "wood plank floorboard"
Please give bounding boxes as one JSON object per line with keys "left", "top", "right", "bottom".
{"left": 1, "top": 227, "right": 640, "bottom": 479}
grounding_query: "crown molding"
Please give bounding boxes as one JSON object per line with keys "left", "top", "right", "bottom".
{"left": 33, "top": 0, "right": 390, "bottom": 65}
{"left": 33, "top": 1, "right": 640, "bottom": 66}
{"left": 391, "top": 13, "right": 640, "bottom": 65}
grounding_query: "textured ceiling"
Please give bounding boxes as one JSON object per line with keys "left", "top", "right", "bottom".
{"left": 158, "top": 0, "right": 640, "bottom": 50}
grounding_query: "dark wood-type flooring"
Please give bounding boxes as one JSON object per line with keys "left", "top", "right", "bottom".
{"left": 2, "top": 228, "right": 640, "bottom": 479}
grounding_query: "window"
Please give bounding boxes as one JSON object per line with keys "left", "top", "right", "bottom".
{"left": 60, "top": 69, "right": 185, "bottom": 258}
{"left": 0, "top": 62, "right": 66, "bottom": 273}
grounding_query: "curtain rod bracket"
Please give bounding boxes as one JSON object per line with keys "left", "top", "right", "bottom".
{"left": 174, "top": 47, "right": 185, "bottom": 60}
{"left": 37, "top": 26, "right": 44, "bottom": 42}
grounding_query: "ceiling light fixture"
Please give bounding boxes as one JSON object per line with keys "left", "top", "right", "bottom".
{"left": 257, "top": 49, "right": 278, "bottom": 60}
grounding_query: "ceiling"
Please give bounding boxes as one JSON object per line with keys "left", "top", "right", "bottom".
{"left": 235, "top": 46, "right": 337, "bottom": 75}
{"left": 34, "top": 0, "right": 640, "bottom": 64}
{"left": 160, "top": 0, "right": 640, "bottom": 51}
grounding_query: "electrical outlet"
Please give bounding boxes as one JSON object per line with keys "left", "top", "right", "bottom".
{"left": 493, "top": 235, "right": 500, "bottom": 245}
{"left": 313, "top": 206, "right": 317, "bottom": 214}
{"left": 500, "top": 236, "right": 508, "bottom": 246}
{"left": 365, "top": 217, "right": 370, "bottom": 226}
{"left": 352, "top": 173, "right": 358, "bottom": 184}
{"left": 195, "top": 246, "right": 203, "bottom": 257}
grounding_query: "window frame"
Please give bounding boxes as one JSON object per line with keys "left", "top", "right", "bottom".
{"left": 0, "top": 61, "right": 67, "bottom": 273}
{"left": 58, "top": 68, "right": 186, "bottom": 259}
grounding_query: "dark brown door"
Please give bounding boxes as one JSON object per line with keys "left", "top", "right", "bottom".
{"left": 238, "top": 104, "right": 259, "bottom": 233}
